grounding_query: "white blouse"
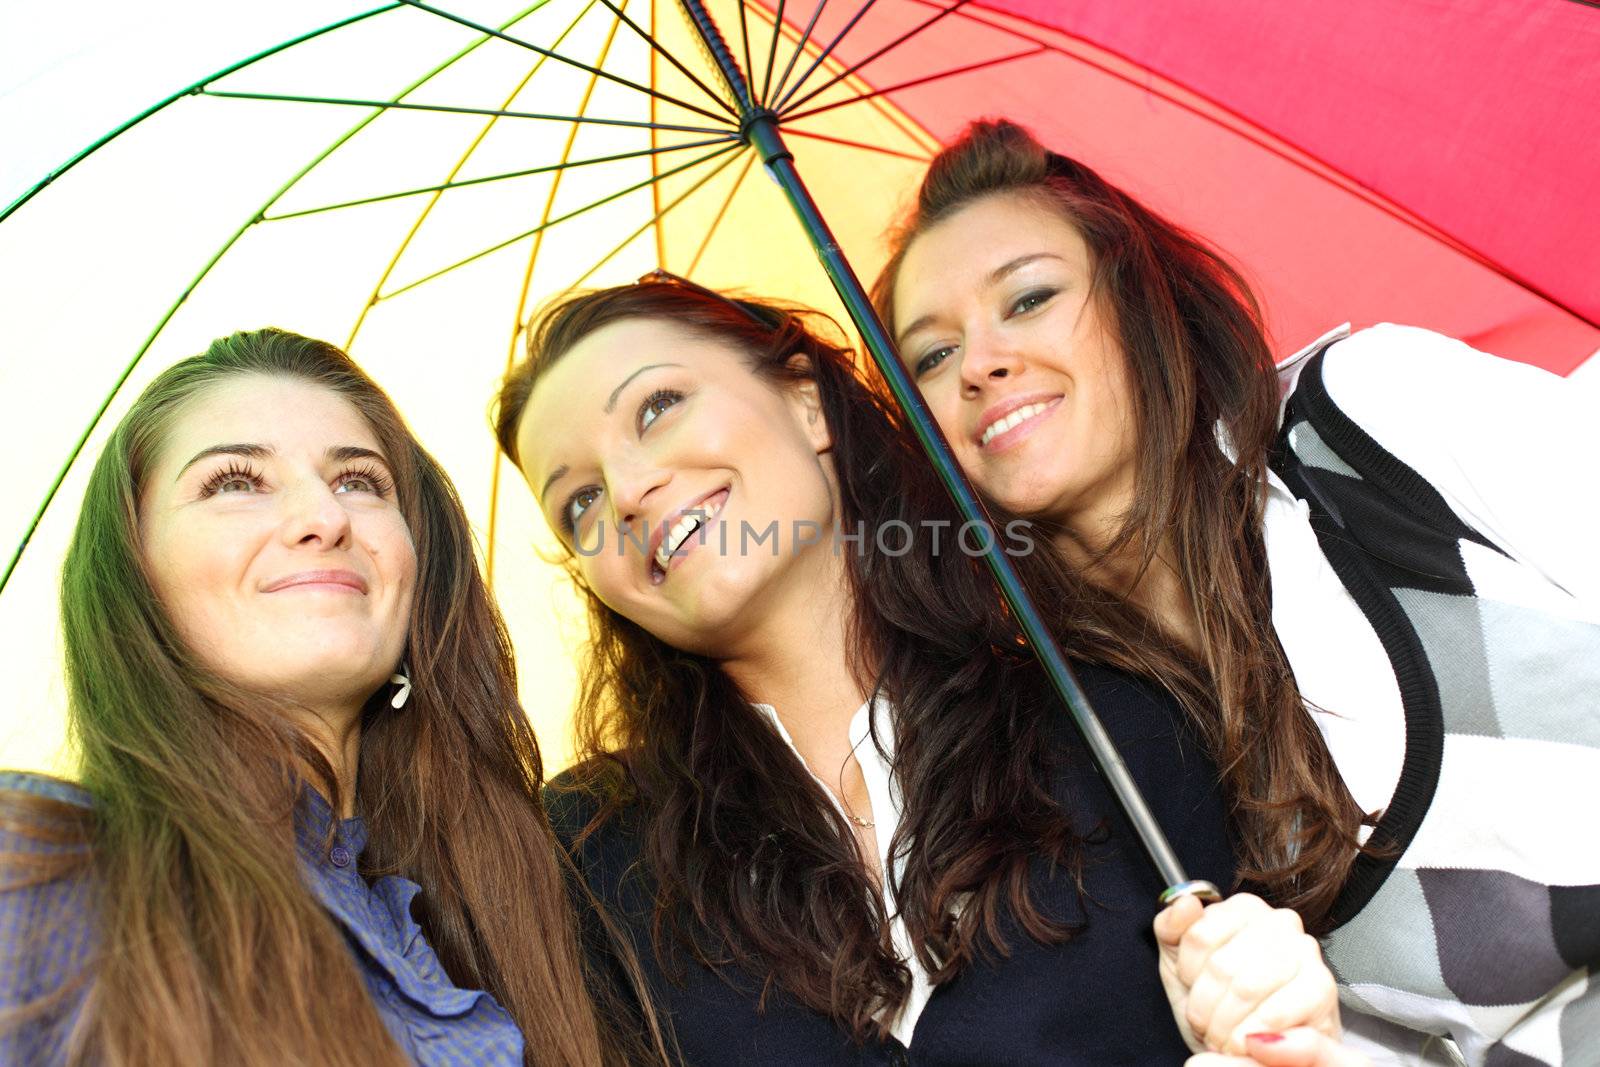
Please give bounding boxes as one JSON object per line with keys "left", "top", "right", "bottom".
{"left": 752, "top": 697, "right": 935, "bottom": 1045}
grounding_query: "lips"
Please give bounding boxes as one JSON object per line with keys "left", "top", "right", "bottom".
{"left": 261, "top": 569, "right": 368, "bottom": 594}
{"left": 649, "top": 487, "right": 730, "bottom": 582}
{"left": 975, "top": 393, "right": 1063, "bottom": 451}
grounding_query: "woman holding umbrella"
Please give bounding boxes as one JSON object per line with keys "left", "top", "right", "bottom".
{"left": 874, "top": 119, "right": 1600, "bottom": 1065}
{"left": 495, "top": 278, "right": 1353, "bottom": 1064}
{"left": 0, "top": 329, "right": 644, "bottom": 1066}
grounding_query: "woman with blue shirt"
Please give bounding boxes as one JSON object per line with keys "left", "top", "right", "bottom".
{"left": 0, "top": 330, "right": 642, "bottom": 1066}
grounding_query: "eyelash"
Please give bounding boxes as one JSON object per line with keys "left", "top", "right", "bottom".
{"left": 912, "top": 288, "right": 1059, "bottom": 378}
{"left": 197, "top": 461, "right": 394, "bottom": 499}
{"left": 559, "top": 388, "right": 684, "bottom": 536}
{"left": 638, "top": 388, "right": 683, "bottom": 432}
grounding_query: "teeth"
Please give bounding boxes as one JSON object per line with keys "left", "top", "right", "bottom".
{"left": 653, "top": 491, "right": 728, "bottom": 573}
{"left": 980, "top": 402, "right": 1053, "bottom": 447}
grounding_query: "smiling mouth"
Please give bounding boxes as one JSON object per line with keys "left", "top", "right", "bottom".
{"left": 979, "top": 399, "right": 1061, "bottom": 448}
{"left": 651, "top": 488, "right": 730, "bottom": 583}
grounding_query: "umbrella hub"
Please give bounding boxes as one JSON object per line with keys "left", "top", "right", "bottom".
{"left": 738, "top": 108, "right": 789, "bottom": 165}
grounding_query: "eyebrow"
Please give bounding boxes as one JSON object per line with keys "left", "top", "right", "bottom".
{"left": 605, "top": 362, "right": 681, "bottom": 413}
{"left": 177, "top": 443, "right": 390, "bottom": 480}
{"left": 539, "top": 362, "right": 684, "bottom": 506}
{"left": 539, "top": 464, "right": 569, "bottom": 506}
{"left": 895, "top": 252, "right": 1066, "bottom": 346}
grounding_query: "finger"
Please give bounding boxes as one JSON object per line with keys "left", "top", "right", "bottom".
{"left": 1184, "top": 966, "right": 1231, "bottom": 1049}
{"left": 1185, "top": 1055, "right": 1259, "bottom": 1067}
{"left": 1207, "top": 946, "right": 1303, "bottom": 1052}
{"left": 1156, "top": 892, "right": 1206, "bottom": 949}
{"left": 1177, "top": 894, "right": 1276, "bottom": 987}
{"left": 1225, "top": 949, "right": 1340, "bottom": 1052}
{"left": 1191, "top": 914, "right": 1305, "bottom": 1049}
{"left": 1244, "top": 1028, "right": 1372, "bottom": 1067}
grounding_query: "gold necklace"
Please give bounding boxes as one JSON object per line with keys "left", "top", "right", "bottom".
{"left": 845, "top": 808, "right": 875, "bottom": 830}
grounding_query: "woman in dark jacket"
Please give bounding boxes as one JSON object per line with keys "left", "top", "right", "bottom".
{"left": 494, "top": 279, "right": 1324, "bottom": 1065}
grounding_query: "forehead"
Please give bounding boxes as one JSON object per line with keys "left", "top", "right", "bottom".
{"left": 156, "top": 374, "right": 380, "bottom": 470}
{"left": 516, "top": 316, "right": 748, "bottom": 472}
{"left": 893, "top": 192, "right": 1090, "bottom": 319}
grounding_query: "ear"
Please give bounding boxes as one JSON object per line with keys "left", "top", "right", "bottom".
{"left": 782, "top": 354, "right": 832, "bottom": 453}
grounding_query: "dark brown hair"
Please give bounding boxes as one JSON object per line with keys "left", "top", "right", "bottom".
{"left": 1, "top": 329, "right": 623, "bottom": 1065}
{"left": 873, "top": 118, "right": 1366, "bottom": 929}
{"left": 496, "top": 281, "right": 1219, "bottom": 1040}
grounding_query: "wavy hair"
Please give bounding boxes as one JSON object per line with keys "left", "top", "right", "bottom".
{"left": 872, "top": 119, "right": 1368, "bottom": 929}
{"left": 495, "top": 281, "right": 1210, "bottom": 1040}
{"left": 1, "top": 329, "right": 623, "bottom": 1065}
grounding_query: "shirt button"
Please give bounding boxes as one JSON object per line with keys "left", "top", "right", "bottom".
{"left": 329, "top": 844, "right": 353, "bottom": 868}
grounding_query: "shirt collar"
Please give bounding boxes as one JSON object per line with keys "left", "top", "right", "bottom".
{"left": 1214, "top": 322, "right": 1351, "bottom": 502}
{"left": 752, "top": 690, "right": 896, "bottom": 765}
{"left": 294, "top": 784, "right": 369, "bottom": 866}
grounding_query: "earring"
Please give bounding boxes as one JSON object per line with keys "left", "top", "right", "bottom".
{"left": 388, "top": 663, "right": 413, "bottom": 709}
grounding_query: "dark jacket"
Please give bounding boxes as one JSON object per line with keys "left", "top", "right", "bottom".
{"left": 550, "top": 662, "right": 1236, "bottom": 1066}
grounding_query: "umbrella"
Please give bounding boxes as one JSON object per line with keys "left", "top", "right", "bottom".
{"left": 4, "top": 0, "right": 1597, "bottom": 888}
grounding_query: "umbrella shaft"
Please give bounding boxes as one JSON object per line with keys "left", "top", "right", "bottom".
{"left": 765, "top": 142, "right": 1190, "bottom": 891}
{"left": 674, "top": 0, "right": 1198, "bottom": 900}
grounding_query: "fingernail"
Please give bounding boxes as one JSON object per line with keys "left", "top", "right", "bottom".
{"left": 1247, "top": 1032, "right": 1284, "bottom": 1045}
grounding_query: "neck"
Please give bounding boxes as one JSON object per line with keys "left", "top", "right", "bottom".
{"left": 286, "top": 704, "right": 364, "bottom": 818}
{"left": 1052, "top": 520, "right": 1200, "bottom": 654}
{"left": 720, "top": 545, "right": 867, "bottom": 774}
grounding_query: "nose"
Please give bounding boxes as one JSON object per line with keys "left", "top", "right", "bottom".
{"left": 279, "top": 478, "right": 352, "bottom": 550}
{"left": 604, "top": 457, "right": 670, "bottom": 532}
{"left": 958, "top": 326, "right": 1025, "bottom": 397}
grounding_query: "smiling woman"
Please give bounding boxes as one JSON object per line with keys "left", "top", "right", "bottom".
{"left": 490, "top": 280, "right": 1269, "bottom": 1065}
{"left": 0, "top": 329, "right": 630, "bottom": 1066}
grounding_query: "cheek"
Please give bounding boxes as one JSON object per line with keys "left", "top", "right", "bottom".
{"left": 145, "top": 518, "right": 256, "bottom": 633}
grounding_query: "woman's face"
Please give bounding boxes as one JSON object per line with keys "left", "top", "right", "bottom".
{"left": 891, "top": 192, "right": 1140, "bottom": 533}
{"left": 141, "top": 375, "right": 416, "bottom": 711}
{"left": 517, "top": 316, "right": 835, "bottom": 656}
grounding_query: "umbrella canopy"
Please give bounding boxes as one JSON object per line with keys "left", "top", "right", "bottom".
{"left": 4, "top": 0, "right": 1597, "bottom": 778}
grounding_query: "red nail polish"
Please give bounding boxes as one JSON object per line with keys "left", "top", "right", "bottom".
{"left": 1247, "top": 1032, "right": 1284, "bottom": 1044}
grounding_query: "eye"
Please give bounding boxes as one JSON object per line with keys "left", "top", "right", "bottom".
{"left": 333, "top": 463, "right": 394, "bottom": 497}
{"left": 563, "top": 486, "right": 602, "bottom": 535}
{"left": 199, "top": 462, "right": 263, "bottom": 497}
{"left": 637, "top": 388, "right": 683, "bottom": 433}
{"left": 914, "top": 345, "right": 957, "bottom": 378}
{"left": 1007, "top": 287, "right": 1058, "bottom": 317}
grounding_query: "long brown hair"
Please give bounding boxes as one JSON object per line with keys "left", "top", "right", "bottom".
{"left": 496, "top": 282, "right": 1219, "bottom": 1040}
{"left": 0, "top": 329, "right": 615, "bottom": 1065}
{"left": 872, "top": 119, "right": 1366, "bottom": 929}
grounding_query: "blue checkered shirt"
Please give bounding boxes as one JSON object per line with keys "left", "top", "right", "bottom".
{"left": 0, "top": 771, "right": 525, "bottom": 1065}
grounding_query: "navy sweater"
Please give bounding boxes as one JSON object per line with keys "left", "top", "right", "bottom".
{"left": 550, "top": 662, "right": 1236, "bottom": 1066}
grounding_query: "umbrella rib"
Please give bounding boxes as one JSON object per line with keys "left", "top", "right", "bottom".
{"left": 738, "top": 1, "right": 759, "bottom": 110}
{"left": 570, "top": 148, "right": 748, "bottom": 289}
{"left": 770, "top": 0, "right": 876, "bottom": 115}
{"left": 199, "top": 90, "right": 730, "bottom": 136}
{"left": 263, "top": 137, "right": 736, "bottom": 222}
{"left": 489, "top": 0, "right": 630, "bottom": 583}
{"left": 344, "top": 0, "right": 611, "bottom": 351}
{"left": 778, "top": 0, "right": 972, "bottom": 117}
{"left": 766, "top": 0, "right": 829, "bottom": 110}
{"left": 779, "top": 126, "right": 931, "bottom": 161}
{"left": 686, "top": 150, "right": 759, "bottom": 276}
{"left": 1, "top": 0, "right": 559, "bottom": 598}
{"left": 379, "top": 143, "right": 742, "bottom": 300}
{"left": 395, "top": 0, "right": 734, "bottom": 126}
{"left": 781, "top": 45, "right": 1044, "bottom": 124}
{"left": 592, "top": 0, "right": 741, "bottom": 120}
{"left": 1, "top": 4, "right": 402, "bottom": 225}
{"left": 758, "top": 0, "right": 788, "bottom": 107}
